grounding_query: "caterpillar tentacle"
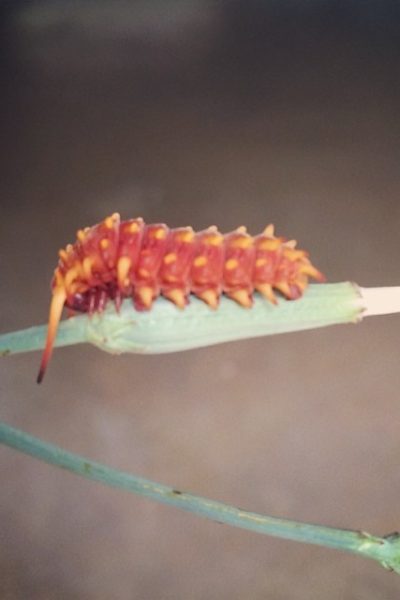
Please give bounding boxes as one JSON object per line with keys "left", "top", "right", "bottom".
{"left": 38, "top": 214, "right": 325, "bottom": 381}
{"left": 37, "top": 287, "right": 67, "bottom": 383}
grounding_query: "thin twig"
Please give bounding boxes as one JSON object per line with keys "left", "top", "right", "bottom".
{"left": 1, "top": 420, "right": 400, "bottom": 573}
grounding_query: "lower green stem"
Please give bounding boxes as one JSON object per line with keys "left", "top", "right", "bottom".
{"left": 1, "top": 420, "right": 399, "bottom": 573}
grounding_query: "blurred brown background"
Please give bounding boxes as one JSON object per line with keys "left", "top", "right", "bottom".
{"left": 1, "top": 1, "right": 400, "bottom": 598}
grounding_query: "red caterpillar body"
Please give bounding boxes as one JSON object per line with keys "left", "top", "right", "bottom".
{"left": 37, "top": 213, "right": 325, "bottom": 382}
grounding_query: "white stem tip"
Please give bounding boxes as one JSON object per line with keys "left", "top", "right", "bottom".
{"left": 359, "top": 286, "right": 400, "bottom": 317}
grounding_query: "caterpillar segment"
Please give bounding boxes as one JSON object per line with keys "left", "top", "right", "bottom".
{"left": 37, "top": 214, "right": 325, "bottom": 382}
{"left": 222, "top": 227, "right": 255, "bottom": 308}
{"left": 191, "top": 226, "right": 224, "bottom": 309}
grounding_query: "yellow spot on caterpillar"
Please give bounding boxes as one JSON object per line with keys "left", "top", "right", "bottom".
{"left": 229, "top": 289, "right": 252, "bottom": 308}
{"left": 230, "top": 236, "right": 253, "bottom": 249}
{"left": 176, "top": 229, "right": 194, "bottom": 243}
{"left": 193, "top": 255, "right": 208, "bottom": 268}
{"left": 204, "top": 233, "right": 223, "bottom": 246}
{"left": 104, "top": 213, "right": 120, "bottom": 229}
{"left": 138, "top": 268, "right": 150, "bottom": 278}
{"left": 163, "top": 252, "right": 177, "bottom": 265}
{"left": 82, "top": 257, "right": 95, "bottom": 280}
{"left": 137, "top": 286, "right": 153, "bottom": 308}
{"left": 198, "top": 289, "right": 218, "bottom": 309}
{"left": 117, "top": 256, "right": 131, "bottom": 288}
{"left": 153, "top": 227, "right": 167, "bottom": 240}
{"left": 258, "top": 238, "right": 281, "bottom": 251}
{"left": 164, "top": 274, "right": 178, "bottom": 283}
{"left": 236, "top": 226, "right": 247, "bottom": 234}
{"left": 255, "top": 258, "right": 267, "bottom": 267}
{"left": 225, "top": 258, "right": 238, "bottom": 270}
{"left": 127, "top": 222, "right": 140, "bottom": 233}
{"left": 164, "top": 288, "right": 186, "bottom": 309}
{"left": 100, "top": 238, "right": 110, "bottom": 250}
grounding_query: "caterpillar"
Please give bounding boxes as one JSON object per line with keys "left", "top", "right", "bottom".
{"left": 37, "top": 213, "right": 325, "bottom": 382}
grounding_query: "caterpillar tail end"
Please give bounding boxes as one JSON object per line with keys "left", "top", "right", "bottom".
{"left": 37, "top": 287, "right": 67, "bottom": 383}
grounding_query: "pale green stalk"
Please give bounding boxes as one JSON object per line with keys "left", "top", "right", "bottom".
{"left": 0, "top": 283, "right": 361, "bottom": 357}
{"left": 1, "top": 421, "right": 399, "bottom": 573}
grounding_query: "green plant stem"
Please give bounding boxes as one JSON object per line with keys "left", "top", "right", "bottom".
{"left": 0, "top": 283, "right": 361, "bottom": 357}
{"left": 1, "top": 420, "right": 399, "bottom": 573}
{"left": 0, "top": 315, "right": 87, "bottom": 356}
